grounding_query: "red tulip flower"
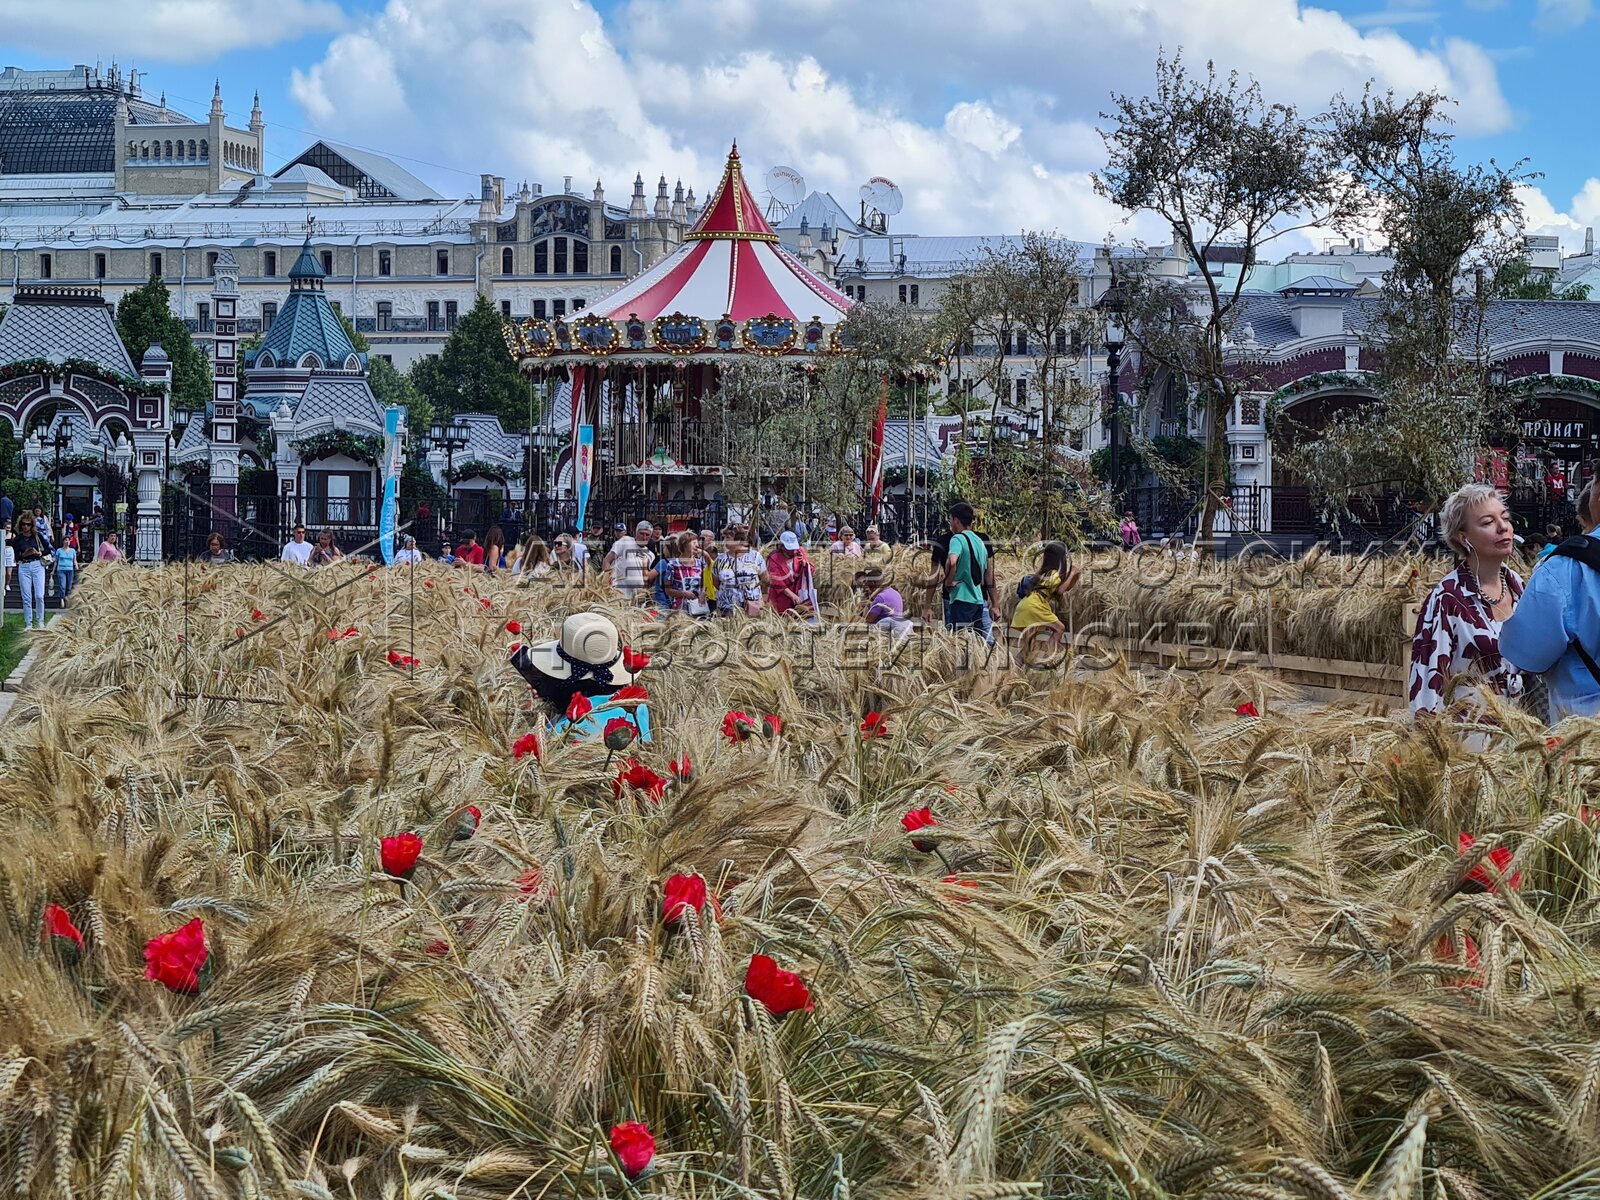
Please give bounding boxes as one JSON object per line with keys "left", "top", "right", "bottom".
{"left": 613, "top": 759, "right": 667, "bottom": 803}
{"left": 662, "top": 872, "right": 711, "bottom": 925}
{"left": 603, "top": 715, "right": 637, "bottom": 751}
{"left": 763, "top": 714, "right": 783, "bottom": 738}
{"left": 1235, "top": 701, "right": 1259, "bottom": 718}
{"left": 567, "top": 693, "right": 593, "bottom": 723}
{"left": 43, "top": 902, "right": 85, "bottom": 956}
{"left": 505, "top": 619, "right": 522, "bottom": 634}
{"left": 745, "top": 953, "right": 813, "bottom": 1017}
{"left": 722, "top": 710, "right": 757, "bottom": 743}
{"left": 1459, "top": 832, "right": 1521, "bottom": 893}
{"left": 512, "top": 732, "right": 542, "bottom": 761}
{"left": 621, "top": 646, "right": 650, "bottom": 672}
{"left": 380, "top": 832, "right": 424, "bottom": 880}
{"left": 613, "top": 684, "right": 649, "bottom": 704}
{"left": 901, "top": 806, "right": 937, "bottom": 853}
{"left": 669, "top": 754, "right": 693, "bottom": 782}
{"left": 143, "top": 917, "right": 209, "bottom": 995}
{"left": 861, "top": 711, "right": 889, "bottom": 739}
{"left": 454, "top": 805, "right": 481, "bottom": 841}
{"left": 609, "top": 1121, "right": 656, "bottom": 1179}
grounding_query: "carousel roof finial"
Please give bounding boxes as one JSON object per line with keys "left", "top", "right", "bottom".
{"left": 684, "top": 141, "right": 778, "bottom": 243}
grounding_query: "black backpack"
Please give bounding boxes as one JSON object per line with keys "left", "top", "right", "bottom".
{"left": 1545, "top": 535, "right": 1600, "bottom": 684}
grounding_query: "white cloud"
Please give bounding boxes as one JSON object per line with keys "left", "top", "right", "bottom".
{"left": 282, "top": 0, "right": 1515, "bottom": 240}
{"left": 1535, "top": 0, "right": 1592, "bottom": 29}
{"left": 4, "top": 0, "right": 343, "bottom": 61}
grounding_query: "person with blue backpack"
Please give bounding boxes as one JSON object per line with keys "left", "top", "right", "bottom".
{"left": 1503, "top": 477, "right": 1600, "bottom": 720}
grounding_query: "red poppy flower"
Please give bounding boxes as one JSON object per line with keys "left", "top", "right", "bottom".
{"left": 1235, "top": 701, "right": 1259, "bottom": 718}
{"left": 670, "top": 754, "right": 693, "bottom": 782}
{"left": 509, "top": 642, "right": 522, "bottom": 654}
{"left": 43, "top": 902, "right": 84, "bottom": 952}
{"left": 745, "top": 953, "right": 813, "bottom": 1017}
{"left": 621, "top": 646, "right": 650, "bottom": 672}
{"left": 516, "top": 866, "right": 551, "bottom": 903}
{"left": 380, "top": 832, "right": 424, "bottom": 880}
{"left": 613, "top": 684, "right": 649, "bottom": 704}
{"left": 612, "top": 759, "right": 668, "bottom": 803}
{"left": 861, "top": 711, "right": 889, "bottom": 739}
{"left": 901, "top": 806, "right": 937, "bottom": 853}
{"left": 424, "top": 580, "right": 434, "bottom": 589}
{"left": 506, "top": 619, "right": 522, "bottom": 634}
{"left": 512, "top": 732, "right": 541, "bottom": 761}
{"left": 423, "top": 939, "right": 450, "bottom": 957}
{"left": 1434, "top": 932, "right": 1483, "bottom": 987}
{"left": 662, "top": 872, "right": 710, "bottom": 925}
{"left": 235, "top": 627, "right": 244, "bottom": 638}
{"left": 480, "top": 597, "right": 492, "bottom": 609}
{"left": 387, "top": 649, "right": 403, "bottom": 665}
{"left": 1458, "top": 832, "right": 1521, "bottom": 893}
{"left": 603, "top": 715, "right": 637, "bottom": 751}
{"left": 941, "top": 875, "right": 979, "bottom": 902}
{"left": 722, "top": 710, "right": 757, "bottom": 743}
{"left": 455, "top": 805, "right": 481, "bottom": 841}
{"left": 1547, "top": 736, "right": 1563, "bottom": 749}
{"left": 610, "top": 1121, "right": 656, "bottom": 1179}
{"left": 567, "top": 693, "right": 593, "bottom": 723}
{"left": 763, "top": 714, "right": 783, "bottom": 738}
{"left": 143, "top": 917, "right": 209, "bottom": 995}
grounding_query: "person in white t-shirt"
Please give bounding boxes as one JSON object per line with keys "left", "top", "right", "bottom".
{"left": 281, "top": 524, "right": 314, "bottom": 566}
{"left": 570, "top": 532, "right": 590, "bottom": 572}
{"left": 393, "top": 534, "right": 424, "bottom": 565}
{"left": 603, "top": 520, "right": 658, "bottom": 600}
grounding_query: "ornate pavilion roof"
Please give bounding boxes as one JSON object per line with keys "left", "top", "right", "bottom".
{"left": 0, "top": 286, "right": 137, "bottom": 375}
{"left": 246, "top": 238, "right": 364, "bottom": 372}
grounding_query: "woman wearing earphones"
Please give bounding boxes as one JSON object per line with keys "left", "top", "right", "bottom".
{"left": 1409, "top": 482, "right": 1525, "bottom": 720}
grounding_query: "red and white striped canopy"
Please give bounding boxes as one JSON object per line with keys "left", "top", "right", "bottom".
{"left": 597, "top": 144, "right": 852, "bottom": 325}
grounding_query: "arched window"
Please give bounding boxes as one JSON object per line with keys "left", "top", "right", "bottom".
{"left": 140, "top": 142, "right": 149, "bottom": 160}
{"left": 609, "top": 246, "right": 622, "bottom": 274}
{"left": 502, "top": 247, "right": 513, "bottom": 275}
{"left": 299, "top": 352, "right": 322, "bottom": 369}
{"left": 200, "top": 139, "right": 208, "bottom": 160}
{"left": 188, "top": 139, "right": 197, "bottom": 159}
{"left": 573, "top": 241, "right": 588, "bottom": 273}
{"left": 164, "top": 140, "right": 173, "bottom": 158}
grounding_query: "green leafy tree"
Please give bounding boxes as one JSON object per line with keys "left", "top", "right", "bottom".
{"left": 114, "top": 276, "right": 212, "bottom": 410}
{"left": 1283, "top": 90, "right": 1533, "bottom": 516}
{"left": 1095, "top": 52, "right": 1363, "bottom": 544}
{"left": 1491, "top": 257, "right": 1591, "bottom": 302}
{"left": 369, "top": 355, "right": 433, "bottom": 433}
{"left": 414, "top": 295, "right": 526, "bottom": 427}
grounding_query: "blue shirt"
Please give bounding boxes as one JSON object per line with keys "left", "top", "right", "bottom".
{"left": 55, "top": 546, "right": 77, "bottom": 572}
{"left": 1501, "top": 525, "right": 1600, "bottom": 718}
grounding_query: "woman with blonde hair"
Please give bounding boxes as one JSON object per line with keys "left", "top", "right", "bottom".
{"left": 513, "top": 534, "right": 553, "bottom": 581}
{"left": 1409, "top": 482, "right": 1524, "bottom": 718}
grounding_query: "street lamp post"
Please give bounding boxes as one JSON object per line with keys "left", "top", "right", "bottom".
{"left": 47, "top": 418, "right": 72, "bottom": 528}
{"left": 1100, "top": 284, "right": 1127, "bottom": 502}
{"left": 430, "top": 419, "right": 470, "bottom": 538}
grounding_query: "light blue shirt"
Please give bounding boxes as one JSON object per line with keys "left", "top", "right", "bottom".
{"left": 1501, "top": 524, "right": 1600, "bottom": 718}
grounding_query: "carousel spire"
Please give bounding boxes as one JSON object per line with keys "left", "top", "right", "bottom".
{"left": 685, "top": 142, "right": 778, "bottom": 242}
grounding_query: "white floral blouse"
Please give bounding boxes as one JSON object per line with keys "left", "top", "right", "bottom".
{"left": 1408, "top": 566, "right": 1525, "bottom": 717}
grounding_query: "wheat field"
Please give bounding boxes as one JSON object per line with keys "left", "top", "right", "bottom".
{"left": 2, "top": 556, "right": 1597, "bottom": 1200}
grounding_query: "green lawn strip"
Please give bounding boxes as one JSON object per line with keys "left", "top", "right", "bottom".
{"left": 0, "top": 612, "right": 37, "bottom": 684}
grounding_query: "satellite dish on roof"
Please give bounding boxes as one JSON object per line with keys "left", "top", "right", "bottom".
{"left": 859, "top": 176, "right": 904, "bottom": 232}
{"left": 763, "top": 165, "right": 805, "bottom": 220}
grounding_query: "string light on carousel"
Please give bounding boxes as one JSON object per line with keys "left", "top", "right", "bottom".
{"left": 501, "top": 141, "right": 854, "bottom": 490}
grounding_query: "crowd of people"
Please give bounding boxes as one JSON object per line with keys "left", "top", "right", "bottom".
{"left": 0, "top": 494, "right": 121, "bottom": 630}
{"left": 1410, "top": 479, "right": 1600, "bottom": 726}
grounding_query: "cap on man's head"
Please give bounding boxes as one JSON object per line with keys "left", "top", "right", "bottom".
{"left": 779, "top": 530, "right": 800, "bottom": 550}
{"left": 635, "top": 520, "right": 652, "bottom": 535}
{"left": 615, "top": 521, "right": 628, "bottom": 531}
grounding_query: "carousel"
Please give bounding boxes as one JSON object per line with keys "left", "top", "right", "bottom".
{"left": 502, "top": 143, "right": 853, "bottom": 526}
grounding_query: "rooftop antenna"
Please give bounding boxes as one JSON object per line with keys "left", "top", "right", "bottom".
{"left": 763, "top": 165, "right": 805, "bottom": 221}
{"left": 859, "top": 176, "right": 904, "bottom": 234}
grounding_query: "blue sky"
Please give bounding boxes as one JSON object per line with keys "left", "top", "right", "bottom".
{"left": 3, "top": 0, "right": 1596, "bottom": 245}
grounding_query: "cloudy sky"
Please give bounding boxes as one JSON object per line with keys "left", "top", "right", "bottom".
{"left": 3, "top": 0, "right": 1595, "bottom": 249}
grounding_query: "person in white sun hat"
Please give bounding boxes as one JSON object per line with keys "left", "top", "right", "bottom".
{"left": 509, "top": 610, "right": 637, "bottom": 711}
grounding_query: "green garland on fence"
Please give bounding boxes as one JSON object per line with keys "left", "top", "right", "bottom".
{"left": 47, "top": 453, "right": 110, "bottom": 478}
{"left": 1500, "top": 373, "right": 1600, "bottom": 401}
{"left": 176, "top": 458, "right": 211, "bottom": 478}
{"left": 1271, "top": 370, "right": 1375, "bottom": 402}
{"left": 444, "top": 458, "right": 524, "bottom": 484}
{"left": 0, "top": 357, "right": 166, "bottom": 397}
{"left": 289, "top": 430, "right": 383, "bottom": 464}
